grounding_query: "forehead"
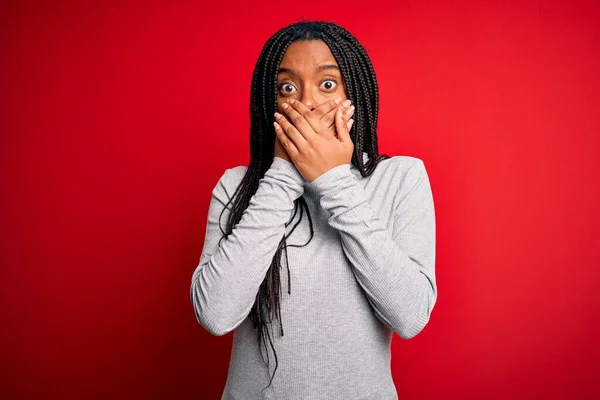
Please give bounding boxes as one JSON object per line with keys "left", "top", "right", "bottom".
{"left": 279, "top": 39, "right": 338, "bottom": 69}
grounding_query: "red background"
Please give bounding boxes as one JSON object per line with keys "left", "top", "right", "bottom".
{"left": 2, "top": 0, "right": 599, "bottom": 398}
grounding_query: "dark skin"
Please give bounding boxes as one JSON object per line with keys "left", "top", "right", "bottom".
{"left": 273, "top": 40, "right": 355, "bottom": 182}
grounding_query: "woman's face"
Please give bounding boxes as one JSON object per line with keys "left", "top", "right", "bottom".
{"left": 276, "top": 39, "right": 348, "bottom": 114}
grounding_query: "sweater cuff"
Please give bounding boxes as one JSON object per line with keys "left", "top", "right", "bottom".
{"left": 306, "top": 163, "right": 353, "bottom": 193}
{"left": 271, "top": 157, "right": 305, "bottom": 185}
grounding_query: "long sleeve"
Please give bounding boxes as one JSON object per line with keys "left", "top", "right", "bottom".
{"left": 190, "top": 157, "right": 305, "bottom": 336}
{"left": 306, "top": 158, "right": 437, "bottom": 339}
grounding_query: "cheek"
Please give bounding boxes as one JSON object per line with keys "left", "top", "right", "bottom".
{"left": 276, "top": 98, "right": 285, "bottom": 113}
{"left": 276, "top": 97, "right": 293, "bottom": 113}
{"left": 337, "top": 87, "right": 348, "bottom": 100}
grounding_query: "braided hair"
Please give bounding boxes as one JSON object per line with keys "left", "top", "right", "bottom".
{"left": 217, "top": 20, "right": 391, "bottom": 392}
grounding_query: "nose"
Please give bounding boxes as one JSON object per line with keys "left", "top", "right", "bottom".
{"left": 299, "top": 89, "right": 316, "bottom": 111}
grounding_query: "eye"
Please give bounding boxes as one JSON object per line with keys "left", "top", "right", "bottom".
{"left": 320, "top": 79, "right": 337, "bottom": 91}
{"left": 278, "top": 82, "right": 297, "bottom": 95}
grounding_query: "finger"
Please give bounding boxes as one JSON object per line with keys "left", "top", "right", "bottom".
{"left": 335, "top": 106, "right": 351, "bottom": 143}
{"left": 325, "top": 103, "right": 354, "bottom": 129}
{"left": 322, "top": 107, "right": 338, "bottom": 130}
{"left": 322, "top": 98, "right": 352, "bottom": 127}
{"left": 274, "top": 112, "right": 307, "bottom": 152}
{"left": 281, "top": 101, "right": 316, "bottom": 142}
{"left": 331, "top": 116, "right": 353, "bottom": 138}
{"left": 273, "top": 121, "right": 299, "bottom": 158}
{"left": 310, "top": 96, "right": 342, "bottom": 120}
{"left": 288, "top": 98, "right": 336, "bottom": 136}
{"left": 345, "top": 105, "right": 355, "bottom": 120}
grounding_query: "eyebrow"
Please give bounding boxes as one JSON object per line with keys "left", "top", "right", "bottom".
{"left": 278, "top": 64, "right": 340, "bottom": 75}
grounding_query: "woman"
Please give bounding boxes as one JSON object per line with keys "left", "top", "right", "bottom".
{"left": 190, "top": 20, "right": 437, "bottom": 399}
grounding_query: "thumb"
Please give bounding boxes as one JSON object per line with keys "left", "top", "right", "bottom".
{"left": 335, "top": 106, "right": 351, "bottom": 143}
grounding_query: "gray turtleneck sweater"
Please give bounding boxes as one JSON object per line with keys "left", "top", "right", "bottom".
{"left": 190, "top": 153, "right": 437, "bottom": 399}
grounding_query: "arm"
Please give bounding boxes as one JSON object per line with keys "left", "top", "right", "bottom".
{"left": 306, "top": 158, "right": 437, "bottom": 339}
{"left": 190, "top": 157, "right": 305, "bottom": 336}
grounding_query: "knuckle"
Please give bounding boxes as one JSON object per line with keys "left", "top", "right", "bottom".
{"left": 292, "top": 115, "right": 304, "bottom": 126}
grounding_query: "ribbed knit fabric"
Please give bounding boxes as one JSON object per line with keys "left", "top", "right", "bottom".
{"left": 190, "top": 152, "right": 437, "bottom": 399}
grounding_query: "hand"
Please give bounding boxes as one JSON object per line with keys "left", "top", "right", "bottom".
{"left": 301, "top": 97, "right": 355, "bottom": 138}
{"left": 273, "top": 98, "right": 354, "bottom": 163}
{"left": 273, "top": 98, "right": 354, "bottom": 183}
{"left": 274, "top": 129, "right": 293, "bottom": 163}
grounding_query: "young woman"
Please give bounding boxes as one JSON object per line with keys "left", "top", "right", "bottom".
{"left": 190, "top": 20, "right": 437, "bottom": 400}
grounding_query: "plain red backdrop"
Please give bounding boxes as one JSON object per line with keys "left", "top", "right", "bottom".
{"left": 1, "top": 0, "right": 599, "bottom": 398}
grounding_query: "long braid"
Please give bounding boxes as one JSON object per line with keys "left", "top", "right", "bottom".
{"left": 216, "top": 21, "right": 391, "bottom": 393}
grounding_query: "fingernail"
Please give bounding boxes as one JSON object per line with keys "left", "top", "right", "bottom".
{"left": 289, "top": 98, "right": 295, "bottom": 104}
{"left": 274, "top": 112, "right": 282, "bottom": 119}
{"left": 348, "top": 105, "right": 355, "bottom": 114}
{"left": 349, "top": 119, "right": 354, "bottom": 129}
{"left": 282, "top": 103, "right": 289, "bottom": 109}
{"left": 342, "top": 99, "right": 351, "bottom": 108}
{"left": 334, "top": 97, "right": 342, "bottom": 105}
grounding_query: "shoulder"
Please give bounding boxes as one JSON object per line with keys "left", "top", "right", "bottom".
{"left": 212, "top": 165, "right": 248, "bottom": 202}
{"left": 381, "top": 155, "right": 430, "bottom": 198}
{"left": 225, "top": 165, "right": 248, "bottom": 184}
{"left": 382, "top": 155, "right": 427, "bottom": 182}
{"left": 386, "top": 155, "right": 425, "bottom": 171}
